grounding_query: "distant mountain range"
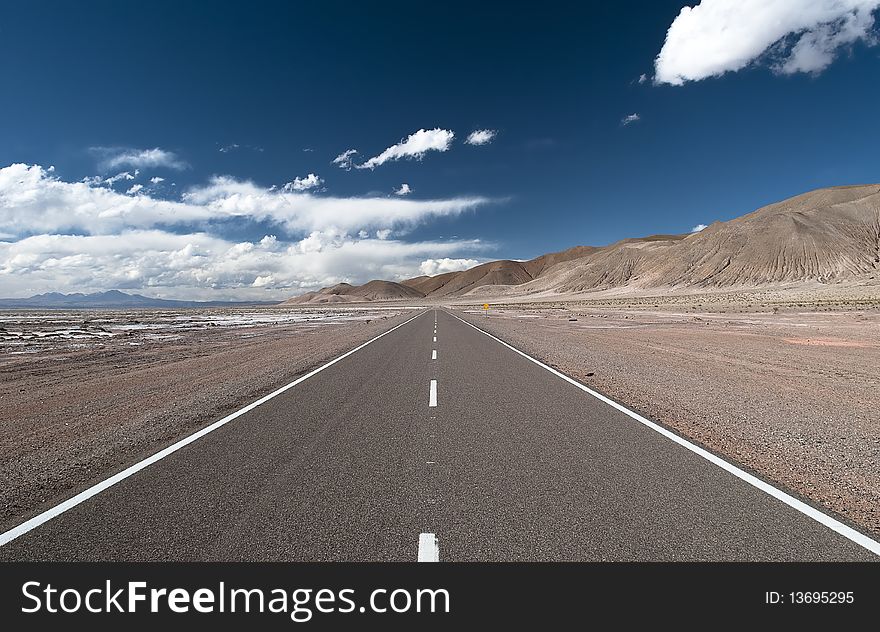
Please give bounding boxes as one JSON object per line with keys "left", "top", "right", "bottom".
{"left": 0, "top": 290, "right": 275, "bottom": 309}
{"left": 283, "top": 184, "right": 880, "bottom": 304}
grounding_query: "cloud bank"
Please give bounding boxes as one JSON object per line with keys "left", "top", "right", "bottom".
{"left": 0, "top": 230, "right": 485, "bottom": 300}
{"left": 1, "top": 164, "right": 489, "bottom": 236}
{"left": 654, "top": 0, "right": 880, "bottom": 85}
{"left": 0, "top": 164, "right": 493, "bottom": 299}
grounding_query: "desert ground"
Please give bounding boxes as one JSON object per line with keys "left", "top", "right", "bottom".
{"left": 0, "top": 307, "right": 413, "bottom": 531}
{"left": 454, "top": 297, "right": 880, "bottom": 537}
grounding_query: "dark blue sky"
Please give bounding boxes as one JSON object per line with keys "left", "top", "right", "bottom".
{"left": 1, "top": 1, "right": 878, "bottom": 297}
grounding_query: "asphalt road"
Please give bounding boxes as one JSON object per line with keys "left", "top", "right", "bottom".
{"left": 0, "top": 309, "right": 876, "bottom": 561}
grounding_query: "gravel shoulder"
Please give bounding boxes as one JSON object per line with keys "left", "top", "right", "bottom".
{"left": 0, "top": 307, "right": 415, "bottom": 532}
{"left": 456, "top": 305, "right": 880, "bottom": 537}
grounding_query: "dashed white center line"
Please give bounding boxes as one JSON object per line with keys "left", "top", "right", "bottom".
{"left": 418, "top": 533, "right": 439, "bottom": 562}
{"left": 422, "top": 318, "right": 440, "bottom": 562}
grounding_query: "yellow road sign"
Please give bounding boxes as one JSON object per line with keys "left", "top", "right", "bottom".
{"left": 483, "top": 303, "right": 489, "bottom": 310}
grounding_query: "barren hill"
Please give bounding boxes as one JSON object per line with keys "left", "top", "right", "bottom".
{"left": 399, "top": 245, "right": 601, "bottom": 298}
{"left": 522, "top": 185, "right": 880, "bottom": 297}
{"left": 282, "top": 280, "right": 424, "bottom": 305}
{"left": 420, "top": 260, "right": 533, "bottom": 298}
{"left": 400, "top": 272, "right": 461, "bottom": 295}
{"left": 347, "top": 280, "right": 425, "bottom": 301}
{"left": 281, "top": 184, "right": 880, "bottom": 304}
{"left": 522, "top": 245, "right": 600, "bottom": 277}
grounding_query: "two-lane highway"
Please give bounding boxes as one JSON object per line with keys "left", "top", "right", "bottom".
{"left": 0, "top": 309, "right": 877, "bottom": 561}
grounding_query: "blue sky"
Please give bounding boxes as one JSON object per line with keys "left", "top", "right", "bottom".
{"left": 1, "top": 0, "right": 879, "bottom": 299}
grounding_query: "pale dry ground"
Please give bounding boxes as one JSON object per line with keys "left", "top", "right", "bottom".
{"left": 456, "top": 303, "right": 880, "bottom": 538}
{"left": 0, "top": 307, "right": 413, "bottom": 531}
{"left": 446, "top": 277, "right": 880, "bottom": 309}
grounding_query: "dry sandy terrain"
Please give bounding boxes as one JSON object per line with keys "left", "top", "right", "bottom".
{"left": 456, "top": 302, "right": 880, "bottom": 537}
{"left": 457, "top": 278, "right": 880, "bottom": 309}
{"left": 0, "top": 307, "right": 413, "bottom": 531}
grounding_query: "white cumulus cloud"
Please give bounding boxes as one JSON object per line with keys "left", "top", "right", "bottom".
{"left": 284, "top": 173, "right": 323, "bottom": 192}
{"left": 621, "top": 113, "right": 641, "bottom": 126}
{"left": 103, "top": 171, "right": 138, "bottom": 186}
{"left": 419, "top": 257, "right": 480, "bottom": 276}
{"left": 92, "top": 147, "right": 189, "bottom": 171}
{"left": 252, "top": 274, "right": 275, "bottom": 287}
{"left": 691, "top": 223, "right": 709, "bottom": 233}
{"left": 655, "top": 0, "right": 880, "bottom": 85}
{"left": 393, "top": 183, "right": 412, "bottom": 196}
{"left": 332, "top": 149, "right": 358, "bottom": 170}
{"left": 465, "top": 129, "right": 497, "bottom": 146}
{"left": 357, "top": 128, "right": 454, "bottom": 169}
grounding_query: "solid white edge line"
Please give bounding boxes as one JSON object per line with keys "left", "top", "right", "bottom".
{"left": 450, "top": 311, "right": 880, "bottom": 557}
{"left": 418, "top": 532, "right": 439, "bottom": 562}
{"left": 429, "top": 380, "right": 438, "bottom": 407}
{"left": 0, "top": 310, "right": 427, "bottom": 548}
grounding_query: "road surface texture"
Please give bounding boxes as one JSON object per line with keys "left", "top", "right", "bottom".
{"left": 1, "top": 309, "right": 876, "bottom": 561}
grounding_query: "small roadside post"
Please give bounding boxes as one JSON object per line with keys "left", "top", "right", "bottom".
{"left": 483, "top": 303, "right": 489, "bottom": 317}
